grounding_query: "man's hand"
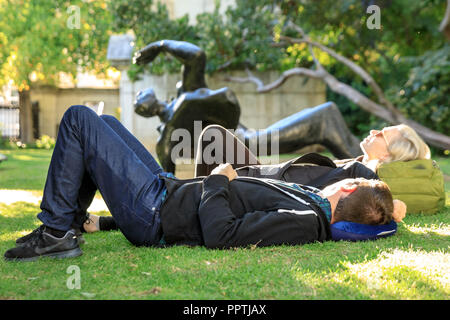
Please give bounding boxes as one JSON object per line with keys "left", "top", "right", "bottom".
{"left": 392, "top": 199, "right": 407, "bottom": 222}
{"left": 210, "top": 163, "right": 237, "bottom": 181}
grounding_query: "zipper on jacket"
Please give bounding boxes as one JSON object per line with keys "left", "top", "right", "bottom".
{"left": 277, "top": 209, "right": 317, "bottom": 216}
{"left": 237, "top": 176, "right": 311, "bottom": 206}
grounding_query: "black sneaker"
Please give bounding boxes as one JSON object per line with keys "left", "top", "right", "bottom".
{"left": 15, "top": 225, "right": 45, "bottom": 245}
{"left": 16, "top": 225, "right": 85, "bottom": 246}
{"left": 5, "top": 226, "right": 82, "bottom": 262}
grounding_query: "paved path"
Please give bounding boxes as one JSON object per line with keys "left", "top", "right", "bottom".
{"left": 0, "top": 189, "right": 109, "bottom": 212}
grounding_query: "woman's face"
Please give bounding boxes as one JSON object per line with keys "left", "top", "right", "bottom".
{"left": 360, "top": 126, "right": 402, "bottom": 161}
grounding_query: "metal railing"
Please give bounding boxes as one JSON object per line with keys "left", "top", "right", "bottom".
{"left": 0, "top": 105, "right": 20, "bottom": 139}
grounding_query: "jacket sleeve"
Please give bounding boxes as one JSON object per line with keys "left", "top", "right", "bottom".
{"left": 198, "top": 175, "right": 319, "bottom": 249}
{"left": 342, "top": 161, "right": 379, "bottom": 180}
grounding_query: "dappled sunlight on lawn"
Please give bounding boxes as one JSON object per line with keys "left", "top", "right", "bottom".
{"left": 11, "top": 155, "right": 36, "bottom": 161}
{"left": 343, "top": 249, "right": 449, "bottom": 297}
{"left": 404, "top": 222, "right": 450, "bottom": 237}
{"left": 0, "top": 228, "right": 41, "bottom": 243}
{"left": 290, "top": 248, "right": 449, "bottom": 299}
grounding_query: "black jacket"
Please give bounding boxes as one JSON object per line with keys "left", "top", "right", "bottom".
{"left": 159, "top": 174, "right": 331, "bottom": 249}
{"left": 234, "top": 153, "right": 379, "bottom": 189}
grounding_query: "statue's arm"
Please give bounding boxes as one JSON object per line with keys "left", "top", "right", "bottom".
{"left": 133, "top": 40, "right": 207, "bottom": 92}
{"left": 133, "top": 40, "right": 203, "bottom": 66}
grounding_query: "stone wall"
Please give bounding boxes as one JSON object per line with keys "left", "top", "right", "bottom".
{"left": 30, "top": 87, "right": 120, "bottom": 138}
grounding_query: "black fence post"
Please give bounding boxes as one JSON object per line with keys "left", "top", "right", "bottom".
{"left": 32, "top": 101, "right": 40, "bottom": 139}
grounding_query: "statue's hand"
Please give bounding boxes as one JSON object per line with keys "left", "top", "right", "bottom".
{"left": 133, "top": 40, "right": 164, "bottom": 65}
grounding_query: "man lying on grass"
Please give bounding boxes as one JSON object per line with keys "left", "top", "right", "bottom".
{"left": 4, "top": 105, "right": 402, "bottom": 262}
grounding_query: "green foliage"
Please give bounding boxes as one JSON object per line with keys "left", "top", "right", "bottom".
{"left": 281, "top": 0, "right": 448, "bottom": 136}
{"left": 0, "top": 135, "right": 55, "bottom": 150}
{"left": 387, "top": 44, "right": 450, "bottom": 135}
{"left": 109, "top": 0, "right": 285, "bottom": 79}
{"left": 0, "top": 0, "right": 113, "bottom": 89}
{"left": 109, "top": 0, "right": 196, "bottom": 79}
{"left": 35, "top": 135, "right": 56, "bottom": 150}
{"left": 0, "top": 139, "right": 22, "bottom": 150}
{"left": 195, "top": 0, "right": 285, "bottom": 73}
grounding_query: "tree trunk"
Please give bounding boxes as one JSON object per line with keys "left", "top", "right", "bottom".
{"left": 440, "top": 0, "right": 450, "bottom": 40}
{"left": 19, "top": 89, "right": 33, "bottom": 143}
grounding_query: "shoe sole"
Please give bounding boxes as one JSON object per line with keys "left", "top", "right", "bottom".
{"left": 4, "top": 247, "right": 83, "bottom": 262}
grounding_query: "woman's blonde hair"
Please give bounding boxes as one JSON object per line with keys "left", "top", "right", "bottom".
{"left": 385, "top": 124, "right": 431, "bottom": 162}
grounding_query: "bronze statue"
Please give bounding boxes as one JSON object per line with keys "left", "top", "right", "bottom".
{"left": 133, "top": 40, "right": 241, "bottom": 173}
{"left": 233, "top": 101, "right": 361, "bottom": 158}
{"left": 133, "top": 40, "right": 361, "bottom": 173}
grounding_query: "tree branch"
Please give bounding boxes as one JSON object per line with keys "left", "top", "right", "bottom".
{"left": 279, "top": 34, "right": 402, "bottom": 120}
{"left": 440, "top": 0, "right": 450, "bottom": 40}
{"left": 223, "top": 24, "right": 450, "bottom": 149}
{"left": 224, "top": 67, "right": 324, "bottom": 93}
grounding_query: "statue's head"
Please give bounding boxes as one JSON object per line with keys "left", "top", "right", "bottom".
{"left": 134, "top": 88, "right": 163, "bottom": 117}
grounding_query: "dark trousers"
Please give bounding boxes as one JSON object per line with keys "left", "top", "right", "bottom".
{"left": 37, "top": 105, "right": 168, "bottom": 246}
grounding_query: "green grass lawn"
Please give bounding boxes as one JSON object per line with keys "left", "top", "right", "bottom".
{"left": 0, "top": 148, "right": 449, "bottom": 300}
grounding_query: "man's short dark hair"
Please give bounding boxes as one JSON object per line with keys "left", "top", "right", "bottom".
{"left": 334, "top": 179, "right": 394, "bottom": 225}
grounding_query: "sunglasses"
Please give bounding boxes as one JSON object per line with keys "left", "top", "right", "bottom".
{"left": 372, "top": 130, "right": 390, "bottom": 146}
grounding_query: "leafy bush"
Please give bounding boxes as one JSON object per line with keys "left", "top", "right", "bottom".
{"left": 0, "top": 138, "right": 25, "bottom": 149}
{"left": 35, "top": 135, "right": 55, "bottom": 150}
{"left": 386, "top": 44, "right": 450, "bottom": 135}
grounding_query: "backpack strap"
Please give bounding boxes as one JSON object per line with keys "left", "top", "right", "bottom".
{"left": 235, "top": 153, "right": 337, "bottom": 180}
{"left": 290, "top": 153, "right": 337, "bottom": 167}
{"left": 277, "top": 152, "right": 337, "bottom": 178}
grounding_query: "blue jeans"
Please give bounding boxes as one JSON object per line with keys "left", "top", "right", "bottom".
{"left": 38, "top": 105, "right": 168, "bottom": 246}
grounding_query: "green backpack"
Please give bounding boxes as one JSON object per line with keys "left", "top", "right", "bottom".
{"left": 377, "top": 159, "right": 446, "bottom": 214}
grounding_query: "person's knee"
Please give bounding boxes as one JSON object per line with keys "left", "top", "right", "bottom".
{"left": 64, "top": 105, "right": 95, "bottom": 120}
{"left": 100, "top": 114, "right": 118, "bottom": 124}
{"left": 62, "top": 105, "right": 97, "bottom": 132}
{"left": 66, "top": 104, "right": 91, "bottom": 114}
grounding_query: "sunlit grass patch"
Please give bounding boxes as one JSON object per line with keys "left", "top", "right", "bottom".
{"left": 343, "top": 249, "right": 449, "bottom": 299}
{"left": 12, "top": 155, "right": 35, "bottom": 161}
{"left": 0, "top": 230, "right": 39, "bottom": 243}
{"left": 404, "top": 222, "right": 450, "bottom": 237}
{"left": 0, "top": 202, "right": 39, "bottom": 217}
